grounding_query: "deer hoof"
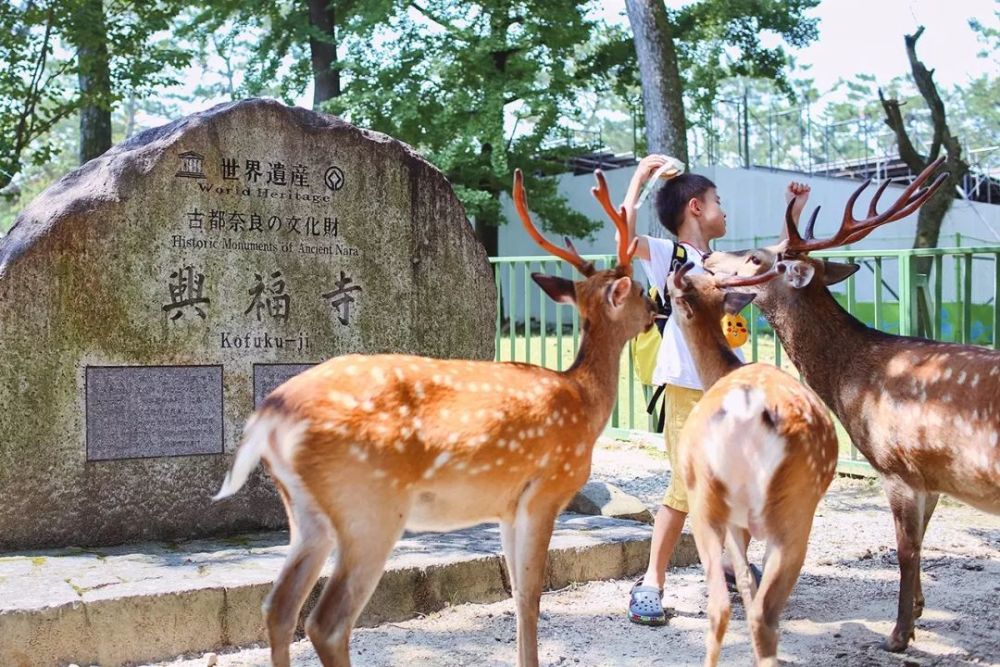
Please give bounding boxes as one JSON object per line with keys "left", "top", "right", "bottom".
{"left": 882, "top": 627, "right": 915, "bottom": 653}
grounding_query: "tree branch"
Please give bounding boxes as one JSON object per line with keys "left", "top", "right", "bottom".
{"left": 904, "top": 27, "right": 946, "bottom": 161}
{"left": 878, "top": 87, "right": 926, "bottom": 173}
{"left": 408, "top": 2, "right": 472, "bottom": 42}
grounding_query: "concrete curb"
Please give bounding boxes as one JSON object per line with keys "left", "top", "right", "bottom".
{"left": 0, "top": 518, "right": 698, "bottom": 667}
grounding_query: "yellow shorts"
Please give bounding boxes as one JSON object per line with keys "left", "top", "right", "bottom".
{"left": 660, "top": 384, "right": 703, "bottom": 513}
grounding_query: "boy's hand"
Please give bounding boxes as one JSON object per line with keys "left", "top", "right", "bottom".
{"left": 636, "top": 154, "right": 670, "bottom": 183}
{"left": 785, "top": 181, "right": 811, "bottom": 223}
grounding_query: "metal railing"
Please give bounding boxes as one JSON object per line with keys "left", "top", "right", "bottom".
{"left": 491, "top": 246, "right": 1000, "bottom": 476}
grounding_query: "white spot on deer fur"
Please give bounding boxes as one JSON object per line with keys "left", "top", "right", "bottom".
{"left": 371, "top": 367, "right": 386, "bottom": 384}
{"left": 509, "top": 440, "right": 521, "bottom": 451}
{"left": 447, "top": 433, "right": 458, "bottom": 444}
{"left": 441, "top": 408, "right": 451, "bottom": 419}
{"left": 329, "top": 392, "right": 358, "bottom": 409}
{"left": 971, "top": 374, "right": 980, "bottom": 388}
{"left": 957, "top": 370, "right": 968, "bottom": 385}
{"left": 454, "top": 461, "right": 467, "bottom": 471}
{"left": 495, "top": 458, "right": 505, "bottom": 466}
{"left": 538, "top": 453, "right": 550, "bottom": 467}
{"left": 943, "top": 368, "right": 953, "bottom": 381}
{"left": 991, "top": 367, "right": 1000, "bottom": 376}
{"left": 373, "top": 469, "right": 387, "bottom": 479}
{"left": 361, "top": 399, "right": 375, "bottom": 412}
{"left": 571, "top": 414, "right": 578, "bottom": 424}
{"left": 989, "top": 432, "right": 998, "bottom": 448}
{"left": 348, "top": 444, "right": 367, "bottom": 461}
{"left": 414, "top": 381, "right": 426, "bottom": 399}
{"left": 575, "top": 443, "right": 586, "bottom": 456}
{"left": 460, "top": 413, "right": 470, "bottom": 424}
{"left": 563, "top": 463, "right": 571, "bottom": 472}
{"left": 433, "top": 452, "right": 451, "bottom": 467}
{"left": 394, "top": 368, "right": 404, "bottom": 381}
{"left": 345, "top": 365, "right": 358, "bottom": 376}
{"left": 395, "top": 441, "right": 406, "bottom": 453}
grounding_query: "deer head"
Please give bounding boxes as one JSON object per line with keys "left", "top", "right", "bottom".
{"left": 513, "top": 168, "right": 656, "bottom": 342}
{"left": 702, "top": 157, "right": 948, "bottom": 302}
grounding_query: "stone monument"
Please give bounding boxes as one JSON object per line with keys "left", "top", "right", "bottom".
{"left": 0, "top": 98, "right": 495, "bottom": 550}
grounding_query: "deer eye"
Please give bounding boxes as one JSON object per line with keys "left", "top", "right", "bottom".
{"left": 748, "top": 255, "right": 761, "bottom": 266}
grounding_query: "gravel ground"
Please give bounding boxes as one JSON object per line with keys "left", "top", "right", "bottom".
{"left": 151, "top": 436, "right": 1000, "bottom": 667}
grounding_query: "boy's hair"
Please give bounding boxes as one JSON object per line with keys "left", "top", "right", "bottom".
{"left": 653, "top": 173, "right": 716, "bottom": 236}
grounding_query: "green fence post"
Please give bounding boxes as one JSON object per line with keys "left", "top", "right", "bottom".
{"left": 900, "top": 254, "right": 915, "bottom": 337}
{"left": 873, "top": 257, "right": 883, "bottom": 330}
{"left": 994, "top": 254, "right": 1000, "bottom": 350}
{"left": 933, "top": 255, "right": 943, "bottom": 340}
{"left": 962, "top": 253, "right": 973, "bottom": 344}
{"left": 494, "top": 262, "right": 502, "bottom": 360}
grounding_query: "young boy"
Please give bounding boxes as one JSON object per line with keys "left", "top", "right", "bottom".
{"left": 622, "top": 155, "right": 809, "bottom": 625}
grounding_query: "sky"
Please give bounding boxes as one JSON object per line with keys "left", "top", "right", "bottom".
{"left": 598, "top": 0, "right": 997, "bottom": 98}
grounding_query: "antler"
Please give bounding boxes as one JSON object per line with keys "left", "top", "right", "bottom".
{"left": 591, "top": 169, "right": 636, "bottom": 270}
{"left": 513, "top": 169, "right": 595, "bottom": 276}
{"left": 672, "top": 260, "right": 786, "bottom": 292}
{"left": 784, "top": 156, "right": 948, "bottom": 254}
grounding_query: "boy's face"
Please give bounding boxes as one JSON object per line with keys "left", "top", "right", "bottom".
{"left": 697, "top": 188, "right": 727, "bottom": 240}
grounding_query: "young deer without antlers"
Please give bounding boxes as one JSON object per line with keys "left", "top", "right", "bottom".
{"left": 665, "top": 263, "right": 838, "bottom": 667}
{"left": 704, "top": 156, "right": 1000, "bottom": 652}
{"left": 212, "top": 169, "right": 656, "bottom": 667}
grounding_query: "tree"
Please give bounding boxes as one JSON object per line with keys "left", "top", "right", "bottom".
{"left": 69, "top": 0, "right": 113, "bottom": 162}
{"left": 331, "top": 0, "right": 601, "bottom": 257}
{"left": 878, "top": 27, "right": 970, "bottom": 334}
{"left": 623, "top": 0, "right": 686, "bottom": 163}
{"left": 617, "top": 0, "right": 818, "bottom": 234}
{"left": 0, "top": 2, "right": 75, "bottom": 194}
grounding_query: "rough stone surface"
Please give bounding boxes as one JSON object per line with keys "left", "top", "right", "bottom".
{"left": 567, "top": 481, "right": 655, "bottom": 524}
{"left": 0, "top": 98, "right": 495, "bottom": 550}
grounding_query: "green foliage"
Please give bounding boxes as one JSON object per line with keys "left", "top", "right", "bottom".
{"left": 672, "top": 0, "right": 819, "bottom": 123}
{"left": 328, "top": 0, "right": 601, "bottom": 237}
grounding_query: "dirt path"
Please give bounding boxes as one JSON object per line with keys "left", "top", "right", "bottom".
{"left": 151, "top": 438, "right": 1000, "bottom": 667}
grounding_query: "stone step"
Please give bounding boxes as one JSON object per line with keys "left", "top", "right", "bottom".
{"left": 0, "top": 515, "right": 698, "bottom": 667}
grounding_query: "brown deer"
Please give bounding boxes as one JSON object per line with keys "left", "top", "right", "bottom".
{"left": 702, "top": 157, "right": 1000, "bottom": 651}
{"left": 665, "top": 262, "right": 838, "bottom": 666}
{"left": 212, "top": 170, "right": 656, "bottom": 667}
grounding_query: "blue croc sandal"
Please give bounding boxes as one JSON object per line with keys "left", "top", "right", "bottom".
{"left": 628, "top": 579, "right": 667, "bottom": 626}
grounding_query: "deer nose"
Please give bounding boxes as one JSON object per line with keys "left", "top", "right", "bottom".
{"left": 703, "top": 251, "right": 712, "bottom": 261}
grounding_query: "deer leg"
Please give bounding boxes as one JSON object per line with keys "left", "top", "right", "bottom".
{"left": 510, "top": 487, "right": 559, "bottom": 667}
{"left": 263, "top": 478, "right": 336, "bottom": 667}
{"left": 747, "top": 528, "right": 810, "bottom": 667}
{"left": 914, "top": 492, "right": 939, "bottom": 619}
{"left": 884, "top": 478, "right": 925, "bottom": 652}
{"left": 691, "top": 517, "right": 729, "bottom": 667}
{"left": 724, "top": 526, "right": 756, "bottom": 609}
{"left": 500, "top": 518, "right": 518, "bottom": 595}
{"left": 305, "top": 501, "right": 408, "bottom": 667}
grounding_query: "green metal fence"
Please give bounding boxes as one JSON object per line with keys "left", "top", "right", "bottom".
{"left": 491, "top": 246, "right": 1000, "bottom": 475}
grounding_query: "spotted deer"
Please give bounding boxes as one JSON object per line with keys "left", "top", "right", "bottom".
{"left": 664, "top": 262, "right": 838, "bottom": 666}
{"left": 703, "top": 157, "right": 1000, "bottom": 651}
{"left": 212, "top": 170, "right": 656, "bottom": 667}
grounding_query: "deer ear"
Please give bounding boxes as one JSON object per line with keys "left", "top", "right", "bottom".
{"left": 822, "top": 260, "right": 860, "bottom": 286}
{"left": 606, "top": 276, "right": 633, "bottom": 308}
{"left": 779, "top": 260, "right": 817, "bottom": 289}
{"left": 532, "top": 273, "right": 576, "bottom": 305}
{"left": 723, "top": 291, "right": 756, "bottom": 315}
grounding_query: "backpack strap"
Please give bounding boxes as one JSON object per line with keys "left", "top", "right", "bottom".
{"left": 657, "top": 242, "right": 688, "bottom": 327}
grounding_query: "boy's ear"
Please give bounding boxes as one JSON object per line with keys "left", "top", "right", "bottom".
{"left": 532, "top": 273, "right": 576, "bottom": 305}
{"left": 606, "top": 276, "right": 632, "bottom": 308}
{"left": 722, "top": 291, "right": 756, "bottom": 315}
{"left": 822, "top": 260, "right": 860, "bottom": 286}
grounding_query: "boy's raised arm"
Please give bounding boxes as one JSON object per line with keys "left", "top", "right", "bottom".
{"left": 618, "top": 155, "right": 670, "bottom": 261}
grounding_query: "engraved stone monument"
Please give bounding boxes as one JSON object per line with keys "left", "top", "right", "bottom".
{"left": 0, "top": 99, "right": 495, "bottom": 550}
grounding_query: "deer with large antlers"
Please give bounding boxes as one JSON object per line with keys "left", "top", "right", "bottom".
{"left": 703, "top": 156, "right": 1000, "bottom": 652}
{"left": 664, "top": 262, "right": 838, "bottom": 666}
{"left": 212, "top": 170, "right": 656, "bottom": 667}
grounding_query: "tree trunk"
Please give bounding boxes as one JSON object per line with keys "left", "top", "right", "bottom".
{"left": 307, "top": 0, "right": 340, "bottom": 108}
{"left": 624, "top": 0, "right": 688, "bottom": 237}
{"left": 624, "top": 0, "right": 688, "bottom": 163}
{"left": 75, "top": 0, "right": 112, "bottom": 164}
{"left": 475, "top": 218, "right": 499, "bottom": 259}
{"left": 878, "top": 27, "right": 970, "bottom": 335}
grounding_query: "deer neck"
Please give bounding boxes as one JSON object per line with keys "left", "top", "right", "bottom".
{"left": 564, "top": 317, "right": 628, "bottom": 415}
{"left": 677, "top": 312, "right": 744, "bottom": 389}
{"left": 757, "top": 284, "right": 879, "bottom": 405}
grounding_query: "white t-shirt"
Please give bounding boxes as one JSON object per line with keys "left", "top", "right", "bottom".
{"left": 638, "top": 236, "right": 744, "bottom": 390}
